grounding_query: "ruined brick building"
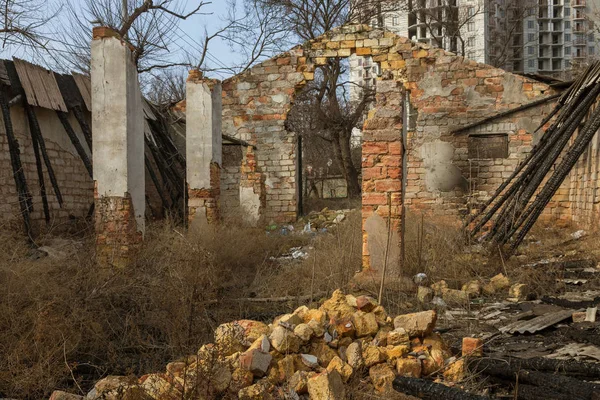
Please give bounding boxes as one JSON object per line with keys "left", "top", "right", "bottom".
{"left": 2, "top": 25, "right": 599, "bottom": 270}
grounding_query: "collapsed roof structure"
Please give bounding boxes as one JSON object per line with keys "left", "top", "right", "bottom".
{"left": 469, "top": 61, "right": 600, "bottom": 252}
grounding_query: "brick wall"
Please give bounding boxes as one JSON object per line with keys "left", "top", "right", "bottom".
{"left": 0, "top": 105, "right": 93, "bottom": 231}
{"left": 566, "top": 125, "right": 600, "bottom": 229}
{"left": 221, "top": 145, "right": 243, "bottom": 218}
{"left": 221, "top": 24, "right": 581, "bottom": 269}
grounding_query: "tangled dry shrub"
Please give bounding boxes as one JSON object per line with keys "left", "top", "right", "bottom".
{"left": 250, "top": 211, "right": 362, "bottom": 299}
{"left": 0, "top": 219, "right": 303, "bottom": 399}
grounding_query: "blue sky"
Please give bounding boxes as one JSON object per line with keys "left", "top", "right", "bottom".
{"left": 0, "top": 0, "right": 251, "bottom": 78}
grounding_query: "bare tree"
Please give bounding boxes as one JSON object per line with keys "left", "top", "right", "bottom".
{"left": 287, "top": 61, "right": 373, "bottom": 198}
{"left": 144, "top": 68, "right": 187, "bottom": 108}
{"left": 60, "top": 0, "right": 209, "bottom": 75}
{"left": 0, "top": 0, "right": 59, "bottom": 52}
{"left": 249, "top": 0, "right": 406, "bottom": 198}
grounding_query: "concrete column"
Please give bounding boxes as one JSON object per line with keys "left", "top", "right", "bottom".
{"left": 240, "top": 145, "right": 265, "bottom": 225}
{"left": 91, "top": 27, "right": 145, "bottom": 268}
{"left": 186, "top": 69, "right": 222, "bottom": 227}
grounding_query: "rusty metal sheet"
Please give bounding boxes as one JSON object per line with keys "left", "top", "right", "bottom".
{"left": 13, "top": 58, "right": 67, "bottom": 111}
{"left": 499, "top": 309, "right": 574, "bottom": 334}
{"left": 72, "top": 72, "right": 91, "bottom": 112}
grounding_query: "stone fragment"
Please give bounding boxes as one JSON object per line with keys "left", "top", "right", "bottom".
{"left": 86, "top": 376, "right": 141, "bottom": 400}
{"left": 396, "top": 358, "right": 422, "bottom": 378}
{"left": 247, "top": 334, "right": 270, "bottom": 352}
{"left": 215, "top": 320, "right": 269, "bottom": 355}
{"left": 240, "top": 349, "right": 272, "bottom": 377}
{"left": 356, "top": 295, "right": 378, "bottom": 312}
{"left": 269, "top": 326, "right": 301, "bottom": 353}
{"left": 483, "top": 273, "right": 510, "bottom": 295}
{"left": 303, "top": 309, "right": 326, "bottom": 324}
{"left": 301, "top": 354, "right": 319, "bottom": 369}
{"left": 345, "top": 294, "right": 358, "bottom": 307}
{"left": 225, "top": 352, "right": 241, "bottom": 370}
{"left": 294, "top": 305, "right": 309, "bottom": 320}
{"left": 331, "top": 317, "right": 355, "bottom": 337}
{"left": 238, "top": 379, "right": 279, "bottom": 400}
{"left": 289, "top": 370, "right": 310, "bottom": 394}
{"left": 431, "top": 280, "right": 448, "bottom": 295}
{"left": 417, "top": 286, "right": 434, "bottom": 303}
{"left": 374, "top": 327, "right": 391, "bottom": 346}
{"left": 308, "top": 319, "right": 325, "bottom": 337}
{"left": 275, "top": 355, "right": 297, "bottom": 382}
{"left": 508, "top": 283, "right": 530, "bottom": 302}
{"left": 383, "top": 345, "right": 409, "bottom": 361}
{"left": 372, "top": 305, "right": 389, "bottom": 324}
{"left": 420, "top": 334, "right": 450, "bottom": 375}
{"left": 320, "top": 289, "right": 356, "bottom": 320}
{"left": 369, "top": 363, "right": 396, "bottom": 393}
{"left": 441, "top": 288, "right": 469, "bottom": 306}
{"left": 294, "top": 323, "right": 313, "bottom": 341}
{"left": 387, "top": 328, "right": 410, "bottom": 346}
{"left": 393, "top": 310, "right": 437, "bottom": 338}
{"left": 362, "top": 343, "right": 385, "bottom": 367}
{"left": 307, "top": 370, "right": 346, "bottom": 400}
{"left": 49, "top": 391, "right": 84, "bottom": 400}
{"left": 165, "top": 361, "right": 187, "bottom": 379}
{"left": 309, "top": 340, "right": 338, "bottom": 367}
{"left": 462, "top": 280, "right": 482, "bottom": 297}
{"left": 352, "top": 311, "right": 379, "bottom": 338}
{"left": 229, "top": 368, "right": 254, "bottom": 394}
{"left": 443, "top": 359, "right": 466, "bottom": 382}
{"left": 139, "top": 373, "right": 181, "bottom": 399}
{"left": 326, "top": 356, "right": 353, "bottom": 382}
{"left": 462, "top": 337, "right": 483, "bottom": 357}
{"left": 346, "top": 342, "right": 364, "bottom": 370}
{"left": 275, "top": 313, "right": 303, "bottom": 327}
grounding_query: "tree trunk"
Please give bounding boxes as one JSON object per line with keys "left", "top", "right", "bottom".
{"left": 335, "top": 129, "right": 361, "bottom": 198}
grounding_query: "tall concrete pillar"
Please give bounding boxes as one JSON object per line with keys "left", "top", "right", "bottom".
{"left": 186, "top": 69, "right": 222, "bottom": 227}
{"left": 91, "top": 27, "right": 145, "bottom": 268}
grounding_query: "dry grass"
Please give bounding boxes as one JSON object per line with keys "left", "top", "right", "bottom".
{"left": 0, "top": 208, "right": 592, "bottom": 399}
{"left": 0, "top": 219, "right": 304, "bottom": 399}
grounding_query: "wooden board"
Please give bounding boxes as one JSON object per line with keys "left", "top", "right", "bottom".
{"left": 72, "top": 72, "right": 92, "bottom": 112}
{"left": 13, "top": 58, "right": 67, "bottom": 112}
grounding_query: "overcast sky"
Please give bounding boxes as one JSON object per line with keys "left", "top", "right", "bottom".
{"left": 0, "top": 0, "right": 249, "bottom": 78}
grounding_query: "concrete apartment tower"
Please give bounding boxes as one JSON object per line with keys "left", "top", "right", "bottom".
{"left": 350, "top": 0, "right": 600, "bottom": 100}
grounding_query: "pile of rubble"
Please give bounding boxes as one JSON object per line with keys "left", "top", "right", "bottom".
{"left": 49, "top": 290, "right": 480, "bottom": 400}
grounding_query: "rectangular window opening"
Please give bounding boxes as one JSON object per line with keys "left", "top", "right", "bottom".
{"left": 468, "top": 134, "right": 509, "bottom": 159}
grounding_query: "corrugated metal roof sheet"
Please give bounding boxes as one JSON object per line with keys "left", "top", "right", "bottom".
{"left": 499, "top": 309, "right": 574, "bottom": 334}
{"left": 13, "top": 58, "right": 67, "bottom": 112}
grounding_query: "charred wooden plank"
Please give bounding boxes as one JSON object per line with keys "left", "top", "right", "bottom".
{"left": 393, "top": 376, "right": 489, "bottom": 400}
{"left": 28, "top": 111, "right": 50, "bottom": 223}
{"left": 0, "top": 89, "right": 33, "bottom": 236}
{"left": 468, "top": 358, "right": 600, "bottom": 399}
{"left": 72, "top": 105, "right": 92, "bottom": 151}
{"left": 56, "top": 111, "right": 92, "bottom": 178}
{"left": 145, "top": 154, "right": 170, "bottom": 211}
{"left": 25, "top": 104, "right": 63, "bottom": 207}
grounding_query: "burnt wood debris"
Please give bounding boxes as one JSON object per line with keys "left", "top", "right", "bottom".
{"left": 468, "top": 61, "right": 600, "bottom": 254}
